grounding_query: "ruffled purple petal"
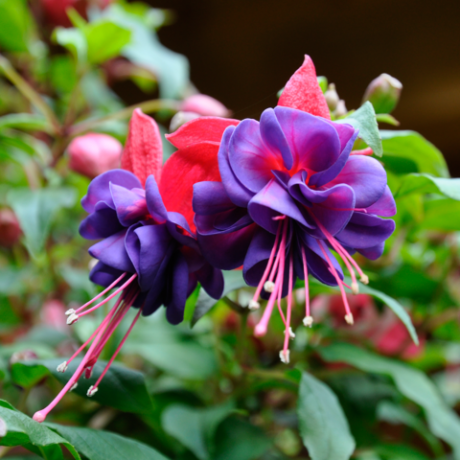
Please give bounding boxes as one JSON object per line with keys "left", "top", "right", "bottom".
{"left": 79, "top": 201, "right": 123, "bottom": 240}
{"left": 329, "top": 156, "right": 387, "bottom": 208}
{"left": 195, "top": 262, "right": 224, "bottom": 299}
{"left": 81, "top": 170, "right": 141, "bottom": 213}
{"left": 166, "top": 211, "right": 198, "bottom": 248}
{"left": 193, "top": 181, "right": 236, "bottom": 216}
{"left": 110, "top": 183, "right": 148, "bottom": 227}
{"left": 165, "top": 251, "right": 188, "bottom": 325}
{"left": 145, "top": 175, "right": 168, "bottom": 223}
{"left": 89, "top": 261, "right": 124, "bottom": 288}
{"left": 366, "top": 185, "right": 396, "bottom": 217}
{"left": 274, "top": 106, "right": 341, "bottom": 174}
{"left": 88, "top": 229, "right": 134, "bottom": 273}
{"left": 357, "top": 242, "right": 385, "bottom": 260}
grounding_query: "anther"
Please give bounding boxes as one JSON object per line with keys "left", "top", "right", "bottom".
{"left": 248, "top": 300, "right": 260, "bottom": 310}
{"left": 56, "top": 361, "right": 68, "bottom": 373}
{"left": 66, "top": 313, "right": 79, "bottom": 325}
{"left": 285, "top": 327, "right": 295, "bottom": 339}
{"left": 87, "top": 385, "right": 98, "bottom": 397}
{"left": 345, "top": 313, "right": 354, "bottom": 325}
{"left": 70, "top": 383, "right": 78, "bottom": 392}
{"left": 279, "top": 350, "right": 290, "bottom": 364}
{"left": 360, "top": 274, "right": 369, "bottom": 285}
{"left": 264, "top": 281, "right": 275, "bottom": 293}
{"left": 65, "top": 308, "right": 75, "bottom": 316}
{"left": 303, "top": 316, "right": 314, "bottom": 327}
{"left": 351, "top": 281, "right": 359, "bottom": 295}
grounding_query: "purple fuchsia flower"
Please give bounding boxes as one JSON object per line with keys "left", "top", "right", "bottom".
{"left": 33, "top": 109, "right": 224, "bottom": 422}
{"left": 192, "top": 56, "right": 396, "bottom": 363}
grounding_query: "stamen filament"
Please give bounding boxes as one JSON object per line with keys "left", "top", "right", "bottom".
{"left": 281, "top": 253, "right": 294, "bottom": 361}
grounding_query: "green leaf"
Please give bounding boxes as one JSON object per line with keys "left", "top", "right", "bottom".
{"left": 396, "top": 173, "right": 460, "bottom": 200}
{"left": 375, "top": 113, "right": 399, "bottom": 126}
{"left": 297, "top": 372, "right": 355, "bottom": 460}
{"left": 50, "top": 56, "right": 77, "bottom": 95}
{"left": 53, "top": 28, "right": 87, "bottom": 63}
{"left": 84, "top": 20, "right": 131, "bottom": 64}
{"left": 317, "top": 76, "right": 328, "bottom": 93}
{"left": 106, "top": 5, "right": 189, "bottom": 98}
{"left": 375, "top": 444, "right": 432, "bottom": 460}
{"left": 183, "top": 285, "right": 201, "bottom": 323}
{"left": 380, "top": 130, "right": 449, "bottom": 177}
{"left": 192, "top": 270, "right": 246, "bottom": 326}
{"left": 0, "top": 0, "right": 32, "bottom": 52}
{"left": 0, "top": 400, "right": 80, "bottom": 460}
{"left": 421, "top": 198, "right": 460, "bottom": 231}
{"left": 7, "top": 187, "right": 77, "bottom": 257}
{"left": 47, "top": 424, "right": 170, "bottom": 460}
{"left": 0, "top": 114, "right": 50, "bottom": 132}
{"left": 336, "top": 102, "right": 383, "bottom": 157}
{"left": 319, "top": 343, "right": 460, "bottom": 460}
{"left": 17, "top": 359, "right": 153, "bottom": 414}
{"left": 162, "top": 403, "right": 234, "bottom": 460}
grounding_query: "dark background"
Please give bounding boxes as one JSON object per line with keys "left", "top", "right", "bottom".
{"left": 146, "top": 0, "right": 460, "bottom": 175}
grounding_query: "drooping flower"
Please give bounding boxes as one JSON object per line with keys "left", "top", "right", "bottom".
{"left": 33, "top": 109, "right": 223, "bottom": 422}
{"left": 189, "top": 56, "right": 396, "bottom": 363}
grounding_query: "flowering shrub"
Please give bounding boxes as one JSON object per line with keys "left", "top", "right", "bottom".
{"left": 0, "top": 2, "right": 460, "bottom": 460}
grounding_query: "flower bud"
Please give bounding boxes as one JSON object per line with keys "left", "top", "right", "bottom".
{"left": 181, "top": 94, "right": 230, "bottom": 118}
{"left": 10, "top": 350, "right": 38, "bottom": 365}
{"left": 362, "top": 73, "right": 402, "bottom": 114}
{"left": 324, "top": 83, "right": 339, "bottom": 112}
{"left": 68, "top": 133, "right": 122, "bottom": 179}
{"left": 334, "top": 100, "right": 348, "bottom": 118}
{"left": 169, "top": 111, "right": 201, "bottom": 132}
{"left": 41, "top": 299, "right": 67, "bottom": 332}
{"left": 0, "top": 209, "right": 22, "bottom": 248}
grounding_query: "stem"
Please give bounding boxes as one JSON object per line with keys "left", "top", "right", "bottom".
{"left": 70, "top": 98, "right": 182, "bottom": 136}
{"left": 0, "top": 55, "right": 61, "bottom": 134}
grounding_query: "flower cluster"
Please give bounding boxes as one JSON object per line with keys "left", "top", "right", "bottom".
{"left": 34, "top": 56, "right": 396, "bottom": 422}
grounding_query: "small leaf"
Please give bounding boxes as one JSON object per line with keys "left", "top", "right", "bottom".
{"left": 336, "top": 102, "right": 383, "bottom": 157}
{"left": 47, "top": 423, "right": 170, "bottom": 460}
{"left": 7, "top": 187, "right": 77, "bottom": 257}
{"left": 0, "top": 114, "right": 50, "bottom": 132}
{"left": 319, "top": 343, "right": 460, "bottom": 459}
{"left": 376, "top": 113, "right": 399, "bottom": 126}
{"left": 0, "top": 400, "right": 80, "bottom": 460}
{"left": 396, "top": 173, "right": 460, "bottom": 200}
{"left": 53, "top": 27, "right": 87, "bottom": 63}
{"left": 0, "top": 0, "right": 32, "bottom": 52}
{"left": 297, "top": 372, "right": 355, "bottom": 460}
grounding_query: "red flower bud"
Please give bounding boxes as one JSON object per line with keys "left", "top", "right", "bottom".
{"left": 68, "top": 133, "right": 122, "bottom": 179}
{"left": 181, "top": 94, "right": 230, "bottom": 118}
{"left": 362, "top": 73, "right": 402, "bottom": 114}
{"left": 0, "top": 209, "right": 22, "bottom": 248}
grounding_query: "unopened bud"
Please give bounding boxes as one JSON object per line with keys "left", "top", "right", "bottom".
{"left": 181, "top": 94, "right": 230, "bottom": 118}
{"left": 264, "top": 281, "right": 275, "bottom": 293}
{"left": 334, "top": 100, "right": 348, "bottom": 117}
{"left": 351, "top": 282, "right": 359, "bottom": 295}
{"left": 324, "top": 83, "right": 339, "bottom": 111}
{"left": 0, "top": 209, "right": 22, "bottom": 248}
{"left": 248, "top": 300, "right": 260, "bottom": 310}
{"left": 303, "top": 316, "right": 314, "bottom": 327}
{"left": 68, "top": 133, "right": 122, "bottom": 179}
{"left": 87, "top": 385, "right": 98, "bottom": 397}
{"left": 362, "top": 73, "right": 402, "bottom": 114}
{"left": 345, "top": 313, "right": 354, "bottom": 325}
{"left": 66, "top": 313, "right": 79, "bottom": 325}
{"left": 56, "top": 361, "right": 68, "bottom": 373}
{"left": 279, "top": 349, "right": 290, "bottom": 364}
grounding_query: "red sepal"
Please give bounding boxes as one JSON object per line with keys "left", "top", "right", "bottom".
{"left": 159, "top": 142, "right": 222, "bottom": 232}
{"left": 166, "top": 117, "right": 239, "bottom": 149}
{"left": 121, "top": 108, "right": 163, "bottom": 186}
{"left": 278, "top": 55, "right": 331, "bottom": 120}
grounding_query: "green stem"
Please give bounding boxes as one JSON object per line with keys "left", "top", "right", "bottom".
{"left": 0, "top": 54, "right": 61, "bottom": 135}
{"left": 69, "top": 98, "right": 182, "bottom": 136}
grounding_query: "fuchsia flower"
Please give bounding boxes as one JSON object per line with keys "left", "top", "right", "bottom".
{"left": 68, "top": 133, "right": 123, "bottom": 179}
{"left": 33, "top": 109, "right": 223, "bottom": 422}
{"left": 189, "top": 56, "right": 396, "bottom": 363}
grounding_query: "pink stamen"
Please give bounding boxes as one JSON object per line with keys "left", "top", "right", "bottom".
{"left": 300, "top": 246, "right": 311, "bottom": 319}
{"left": 350, "top": 147, "right": 373, "bottom": 156}
{"left": 282, "top": 253, "right": 294, "bottom": 355}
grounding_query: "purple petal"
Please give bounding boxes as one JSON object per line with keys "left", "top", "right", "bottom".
{"left": 329, "top": 156, "right": 387, "bottom": 208}
{"left": 141, "top": 286, "right": 164, "bottom": 316}
{"left": 79, "top": 201, "right": 123, "bottom": 240}
{"left": 145, "top": 175, "right": 168, "bottom": 223}
{"left": 260, "top": 108, "right": 293, "bottom": 170}
{"left": 193, "top": 181, "right": 235, "bottom": 216}
{"left": 229, "top": 119, "right": 285, "bottom": 193}
{"left": 218, "top": 126, "right": 254, "bottom": 207}
{"left": 196, "top": 208, "right": 252, "bottom": 236}
{"left": 89, "top": 261, "right": 124, "bottom": 288}
{"left": 88, "top": 229, "right": 134, "bottom": 273}
{"left": 336, "top": 213, "right": 396, "bottom": 249}
{"left": 110, "top": 183, "right": 148, "bottom": 227}
{"left": 82, "top": 170, "right": 141, "bottom": 213}
{"left": 357, "top": 242, "right": 385, "bottom": 260}
{"left": 166, "top": 211, "right": 198, "bottom": 247}
{"left": 366, "top": 185, "right": 396, "bottom": 217}
{"left": 165, "top": 251, "right": 188, "bottom": 325}
{"left": 274, "top": 106, "right": 341, "bottom": 174}
{"left": 195, "top": 262, "right": 224, "bottom": 299}
{"left": 248, "top": 179, "right": 312, "bottom": 234}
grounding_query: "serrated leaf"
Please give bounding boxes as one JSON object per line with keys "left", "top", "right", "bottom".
{"left": 319, "top": 343, "right": 460, "bottom": 460}
{"left": 0, "top": 400, "right": 80, "bottom": 460}
{"left": 297, "top": 372, "right": 355, "bottom": 460}
{"left": 396, "top": 173, "right": 460, "bottom": 200}
{"left": 0, "top": 114, "right": 50, "bottom": 132}
{"left": 337, "top": 102, "right": 383, "bottom": 157}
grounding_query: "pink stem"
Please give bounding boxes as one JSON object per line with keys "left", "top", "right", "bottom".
{"left": 283, "top": 253, "right": 294, "bottom": 354}
{"left": 300, "top": 246, "right": 311, "bottom": 318}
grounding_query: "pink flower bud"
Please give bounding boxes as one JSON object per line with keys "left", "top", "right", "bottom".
{"left": 0, "top": 209, "right": 22, "bottom": 248}
{"left": 41, "top": 299, "right": 67, "bottom": 332}
{"left": 324, "top": 83, "right": 339, "bottom": 112}
{"left": 181, "top": 94, "right": 230, "bottom": 118}
{"left": 68, "top": 133, "right": 122, "bottom": 179}
{"left": 362, "top": 73, "right": 402, "bottom": 114}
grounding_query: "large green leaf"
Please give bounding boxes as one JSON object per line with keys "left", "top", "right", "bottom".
{"left": 0, "top": 400, "right": 80, "bottom": 460}
{"left": 48, "top": 424, "right": 170, "bottom": 460}
{"left": 420, "top": 198, "right": 460, "bottom": 231}
{"left": 297, "top": 372, "right": 355, "bottom": 460}
{"left": 380, "top": 130, "right": 449, "bottom": 177}
{"left": 0, "top": 0, "right": 32, "bottom": 52}
{"left": 336, "top": 102, "right": 382, "bottom": 157}
{"left": 14, "top": 359, "right": 153, "bottom": 414}
{"left": 396, "top": 173, "right": 460, "bottom": 200}
{"left": 7, "top": 187, "right": 77, "bottom": 257}
{"left": 319, "top": 343, "right": 460, "bottom": 460}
